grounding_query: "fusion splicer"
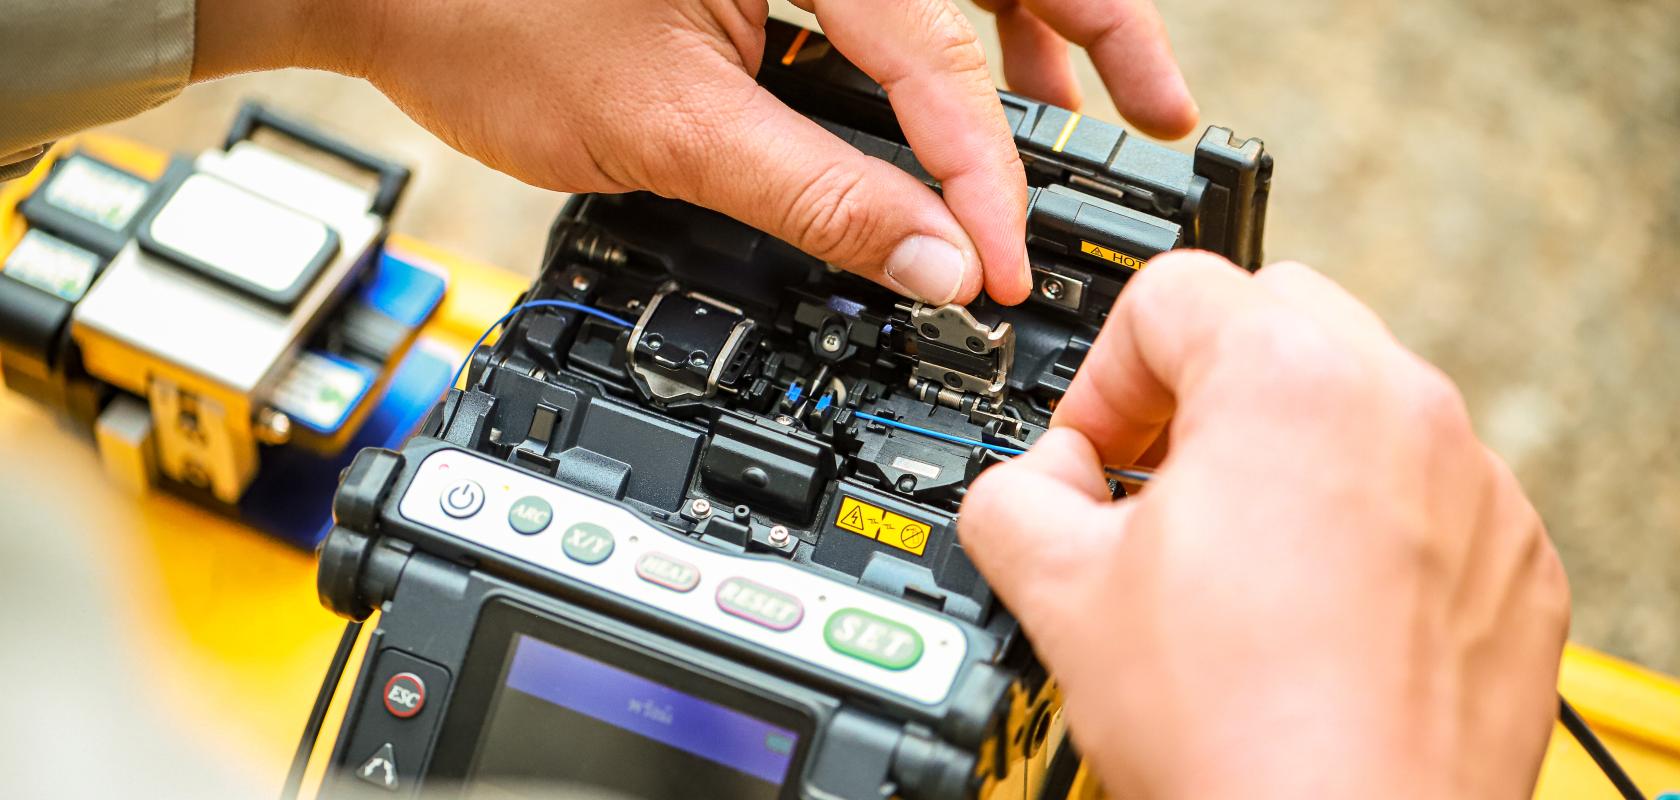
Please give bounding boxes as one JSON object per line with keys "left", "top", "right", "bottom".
{"left": 304, "top": 19, "right": 1270, "bottom": 800}
{"left": 0, "top": 104, "right": 449, "bottom": 547}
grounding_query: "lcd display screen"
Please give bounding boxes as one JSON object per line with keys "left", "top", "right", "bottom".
{"left": 462, "top": 634, "right": 801, "bottom": 800}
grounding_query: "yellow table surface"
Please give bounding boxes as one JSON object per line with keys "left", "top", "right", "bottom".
{"left": 1, "top": 134, "right": 1676, "bottom": 799}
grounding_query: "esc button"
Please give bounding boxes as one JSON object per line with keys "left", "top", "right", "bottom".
{"left": 824, "top": 608, "right": 924, "bottom": 670}
{"left": 382, "top": 672, "right": 427, "bottom": 718}
{"left": 716, "top": 577, "right": 803, "bottom": 631}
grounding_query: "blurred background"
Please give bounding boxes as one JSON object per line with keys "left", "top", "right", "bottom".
{"left": 96, "top": 0, "right": 1679, "bottom": 673}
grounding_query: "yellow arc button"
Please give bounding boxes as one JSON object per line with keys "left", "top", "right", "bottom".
{"left": 561, "top": 522, "right": 615, "bottom": 565}
{"left": 823, "top": 608, "right": 924, "bottom": 671}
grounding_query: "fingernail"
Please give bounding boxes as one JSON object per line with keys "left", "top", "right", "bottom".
{"left": 886, "top": 235, "right": 966, "bottom": 305}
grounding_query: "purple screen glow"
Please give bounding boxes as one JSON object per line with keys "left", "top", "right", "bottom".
{"left": 503, "top": 635, "right": 800, "bottom": 785}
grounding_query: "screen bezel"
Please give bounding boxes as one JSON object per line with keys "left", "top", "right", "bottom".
{"left": 426, "top": 598, "right": 817, "bottom": 799}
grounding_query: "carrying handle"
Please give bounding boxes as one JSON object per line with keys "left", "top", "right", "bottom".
{"left": 222, "top": 101, "right": 412, "bottom": 219}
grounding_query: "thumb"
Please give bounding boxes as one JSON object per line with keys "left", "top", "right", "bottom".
{"left": 958, "top": 427, "right": 1119, "bottom": 617}
{"left": 644, "top": 73, "right": 984, "bottom": 305}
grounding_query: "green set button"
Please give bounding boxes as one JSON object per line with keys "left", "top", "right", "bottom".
{"left": 823, "top": 608, "right": 924, "bottom": 670}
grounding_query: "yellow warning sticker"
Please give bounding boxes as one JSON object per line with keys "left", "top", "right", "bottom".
{"left": 1080, "top": 241, "right": 1147, "bottom": 271}
{"left": 835, "top": 496, "right": 931, "bottom": 557}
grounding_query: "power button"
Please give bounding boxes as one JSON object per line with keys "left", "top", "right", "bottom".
{"left": 440, "top": 479, "right": 485, "bottom": 518}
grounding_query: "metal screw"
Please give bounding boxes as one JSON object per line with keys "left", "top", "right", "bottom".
{"left": 644, "top": 333, "right": 663, "bottom": 351}
{"left": 919, "top": 323, "right": 940, "bottom": 339}
{"left": 570, "top": 273, "right": 591, "bottom": 291}
{"left": 254, "top": 408, "right": 292, "bottom": 445}
{"left": 769, "top": 525, "right": 790, "bottom": 546}
{"left": 1040, "top": 276, "right": 1066, "bottom": 301}
{"left": 943, "top": 372, "right": 963, "bottom": 388}
{"left": 688, "top": 351, "right": 709, "bottom": 368}
{"left": 689, "top": 498, "right": 712, "bottom": 518}
{"left": 821, "top": 331, "right": 843, "bottom": 352}
{"left": 965, "top": 336, "right": 985, "bottom": 353}
{"left": 774, "top": 414, "right": 795, "bottom": 426}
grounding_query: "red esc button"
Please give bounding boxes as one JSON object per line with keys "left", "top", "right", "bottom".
{"left": 383, "top": 672, "right": 427, "bottom": 719}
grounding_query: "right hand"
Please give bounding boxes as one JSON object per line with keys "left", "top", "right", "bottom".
{"left": 959, "top": 251, "right": 1571, "bottom": 798}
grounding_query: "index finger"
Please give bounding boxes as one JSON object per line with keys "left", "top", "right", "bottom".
{"left": 804, "top": 0, "right": 1033, "bottom": 304}
{"left": 1050, "top": 250, "right": 1267, "bottom": 465}
{"left": 1021, "top": 0, "right": 1198, "bottom": 139}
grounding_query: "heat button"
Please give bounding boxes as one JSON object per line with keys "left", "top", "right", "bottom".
{"left": 636, "top": 552, "right": 701, "bottom": 593}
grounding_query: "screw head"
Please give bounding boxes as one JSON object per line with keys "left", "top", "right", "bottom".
{"left": 965, "top": 336, "right": 985, "bottom": 352}
{"left": 689, "top": 498, "right": 712, "bottom": 518}
{"left": 570, "top": 273, "right": 591, "bottom": 291}
{"left": 821, "top": 331, "right": 843, "bottom": 352}
{"left": 774, "top": 414, "right": 795, "bottom": 425}
{"left": 919, "top": 322, "right": 940, "bottom": 339}
{"left": 688, "top": 351, "right": 709, "bottom": 368}
{"left": 769, "top": 525, "right": 791, "bottom": 545}
{"left": 1040, "top": 276, "right": 1066, "bottom": 300}
{"left": 254, "top": 408, "right": 292, "bottom": 445}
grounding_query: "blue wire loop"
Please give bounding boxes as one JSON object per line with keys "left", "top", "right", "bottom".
{"left": 852, "top": 411, "right": 1153, "bottom": 483}
{"left": 451, "top": 299, "right": 635, "bottom": 390}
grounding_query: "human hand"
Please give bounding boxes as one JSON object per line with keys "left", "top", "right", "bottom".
{"left": 959, "top": 252, "right": 1570, "bottom": 798}
{"left": 193, "top": 0, "right": 1194, "bottom": 306}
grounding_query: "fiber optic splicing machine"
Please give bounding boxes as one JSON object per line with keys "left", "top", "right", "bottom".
{"left": 301, "top": 19, "right": 1269, "bottom": 800}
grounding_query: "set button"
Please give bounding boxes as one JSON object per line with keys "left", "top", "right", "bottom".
{"left": 716, "top": 577, "right": 803, "bottom": 631}
{"left": 561, "top": 521, "right": 615, "bottom": 564}
{"left": 636, "top": 551, "right": 700, "bottom": 593}
{"left": 824, "top": 608, "right": 924, "bottom": 670}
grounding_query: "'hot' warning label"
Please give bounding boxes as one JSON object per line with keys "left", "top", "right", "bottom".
{"left": 834, "top": 496, "right": 931, "bottom": 557}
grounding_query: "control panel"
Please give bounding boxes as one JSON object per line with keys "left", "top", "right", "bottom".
{"left": 396, "top": 448, "right": 972, "bottom": 706}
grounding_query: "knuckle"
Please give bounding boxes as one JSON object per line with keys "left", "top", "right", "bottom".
{"left": 1119, "top": 250, "right": 1239, "bottom": 318}
{"left": 926, "top": 12, "right": 988, "bottom": 75}
{"left": 1255, "top": 259, "right": 1318, "bottom": 284}
{"left": 780, "top": 162, "right": 876, "bottom": 265}
{"left": 1222, "top": 308, "right": 1364, "bottom": 398}
{"left": 1404, "top": 360, "right": 1473, "bottom": 441}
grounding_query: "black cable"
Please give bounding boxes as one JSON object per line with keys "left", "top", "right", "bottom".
{"left": 281, "top": 620, "right": 366, "bottom": 800}
{"left": 1559, "top": 694, "right": 1646, "bottom": 800}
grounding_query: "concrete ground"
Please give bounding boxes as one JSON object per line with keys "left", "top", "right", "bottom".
{"left": 98, "top": 0, "right": 1679, "bottom": 673}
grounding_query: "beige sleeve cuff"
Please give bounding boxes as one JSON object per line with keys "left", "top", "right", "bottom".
{"left": 0, "top": 0, "right": 194, "bottom": 163}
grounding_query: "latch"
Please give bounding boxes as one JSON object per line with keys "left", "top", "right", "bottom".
{"left": 902, "top": 303, "right": 1013, "bottom": 405}
{"left": 625, "top": 287, "right": 759, "bottom": 404}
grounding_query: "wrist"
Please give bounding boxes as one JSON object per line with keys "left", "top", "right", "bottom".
{"left": 192, "top": 0, "right": 389, "bottom": 81}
